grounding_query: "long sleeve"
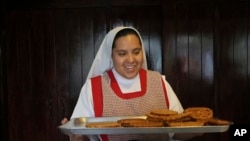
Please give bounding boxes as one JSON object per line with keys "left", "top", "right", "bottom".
{"left": 71, "top": 79, "right": 95, "bottom": 119}
{"left": 70, "top": 79, "right": 100, "bottom": 141}
{"left": 161, "top": 75, "right": 184, "bottom": 113}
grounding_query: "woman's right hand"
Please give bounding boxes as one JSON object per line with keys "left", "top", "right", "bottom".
{"left": 61, "top": 117, "right": 90, "bottom": 141}
{"left": 61, "top": 117, "right": 69, "bottom": 125}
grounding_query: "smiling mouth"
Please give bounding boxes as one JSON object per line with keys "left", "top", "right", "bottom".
{"left": 125, "top": 65, "right": 137, "bottom": 72}
{"left": 126, "top": 66, "right": 135, "bottom": 69}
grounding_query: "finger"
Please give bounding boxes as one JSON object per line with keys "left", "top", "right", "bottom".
{"left": 61, "top": 118, "right": 68, "bottom": 125}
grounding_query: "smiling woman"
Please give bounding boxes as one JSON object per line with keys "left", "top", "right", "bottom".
{"left": 61, "top": 26, "right": 186, "bottom": 141}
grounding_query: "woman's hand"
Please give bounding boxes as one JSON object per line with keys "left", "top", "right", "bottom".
{"left": 61, "top": 117, "right": 68, "bottom": 125}
{"left": 61, "top": 118, "right": 90, "bottom": 141}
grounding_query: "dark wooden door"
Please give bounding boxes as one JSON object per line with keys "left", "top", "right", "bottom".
{"left": 162, "top": 1, "right": 250, "bottom": 141}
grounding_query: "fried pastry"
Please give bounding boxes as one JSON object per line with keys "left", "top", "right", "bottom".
{"left": 117, "top": 118, "right": 147, "bottom": 123}
{"left": 85, "top": 122, "right": 121, "bottom": 128}
{"left": 121, "top": 121, "right": 164, "bottom": 127}
{"left": 184, "top": 107, "right": 213, "bottom": 120}
{"left": 162, "top": 112, "right": 192, "bottom": 123}
{"left": 118, "top": 118, "right": 147, "bottom": 127}
{"left": 167, "top": 121, "right": 204, "bottom": 127}
{"left": 205, "top": 118, "right": 231, "bottom": 125}
{"left": 146, "top": 113, "right": 166, "bottom": 122}
{"left": 150, "top": 109, "right": 178, "bottom": 116}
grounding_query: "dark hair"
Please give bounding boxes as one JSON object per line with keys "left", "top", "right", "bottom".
{"left": 112, "top": 28, "right": 141, "bottom": 49}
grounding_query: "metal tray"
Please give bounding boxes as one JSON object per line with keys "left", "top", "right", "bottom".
{"left": 58, "top": 116, "right": 231, "bottom": 135}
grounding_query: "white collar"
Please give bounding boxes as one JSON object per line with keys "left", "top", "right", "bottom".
{"left": 112, "top": 68, "right": 141, "bottom": 92}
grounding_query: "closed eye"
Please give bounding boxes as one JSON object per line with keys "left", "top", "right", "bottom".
{"left": 117, "top": 50, "right": 127, "bottom": 56}
{"left": 133, "top": 48, "right": 142, "bottom": 55}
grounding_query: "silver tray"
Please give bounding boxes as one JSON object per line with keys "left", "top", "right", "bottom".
{"left": 58, "top": 116, "right": 231, "bottom": 135}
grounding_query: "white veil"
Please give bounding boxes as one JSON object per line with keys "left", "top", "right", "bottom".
{"left": 86, "top": 26, "right": 148, "bottom": 80}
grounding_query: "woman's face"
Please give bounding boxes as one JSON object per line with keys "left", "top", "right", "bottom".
{"left": 112, "top": 34, "right": 143, "bottom": 79}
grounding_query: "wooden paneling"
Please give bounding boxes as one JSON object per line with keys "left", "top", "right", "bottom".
{"left": 218, "top": 3, "right": 250, "bottom": 123}
{"left": 5, "top": 9, "right": 59, "bottom": 141}
{"left": 216, "top": 3, "right": 250, "bottom": 140}
{"left": 163, "top": 2, "right": 215, "bottom": 109}
{"left": 5, "top": 0, "right": 163, "bottom": 9}
{"left": 0, "top": 2, "right": 7, "bottom": 140}
{"left": 163, "top": 2, "right": 217, "bottom": 141}
{"left": 2, "top": 1, "right": 250, "bottom": 141}
{"left": 162, "top": 1, "right": 250, "bottom": 141}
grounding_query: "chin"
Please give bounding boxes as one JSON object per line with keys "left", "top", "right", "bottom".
{"left": 123, "top": 72, "right": 138, "bottom": 79}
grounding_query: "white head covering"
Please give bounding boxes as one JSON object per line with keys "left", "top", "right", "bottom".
{"left": 86, "top": 26, "right": 148, "bottom": 80}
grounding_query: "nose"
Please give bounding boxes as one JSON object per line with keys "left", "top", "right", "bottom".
{"left": 127, "top": 53, "right": 135, "bottom": 63}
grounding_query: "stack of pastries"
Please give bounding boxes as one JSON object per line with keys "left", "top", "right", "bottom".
{"left": 86, "top": 107, "right": 231, "bottom": 128}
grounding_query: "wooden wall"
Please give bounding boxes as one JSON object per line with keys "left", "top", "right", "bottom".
{"left": 1, "top": 0, "right": 250, "bottom": 141}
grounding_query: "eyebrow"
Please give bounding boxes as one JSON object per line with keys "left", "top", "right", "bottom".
{"left": 115, "top": 47, "right": 142, "bottom": 51}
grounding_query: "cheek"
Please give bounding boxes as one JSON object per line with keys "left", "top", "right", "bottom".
{"left": 136, "top": 55, "right": 144, "bottom": 64}
{"left": 112, "top": 56, "right": 124, "bottom": 67}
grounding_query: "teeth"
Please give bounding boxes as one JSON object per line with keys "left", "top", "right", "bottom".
{"left": 126, "top": 66, "right": 134, "bottom": 69}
